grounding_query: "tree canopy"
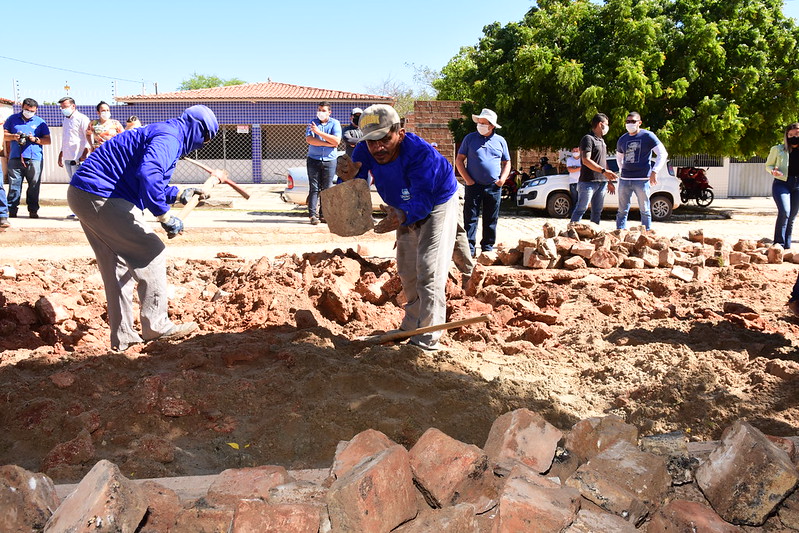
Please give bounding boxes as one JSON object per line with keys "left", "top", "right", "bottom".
{"left": 434, "top": 0, "right": 799, "bottom": 157}
{"left": 177, "top": 73, "right": 246, "bottom": 91}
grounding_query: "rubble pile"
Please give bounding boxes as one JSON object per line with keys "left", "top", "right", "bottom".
{"left": 1, "top": 231, "right": 798, "bottom": 519}
{"left": 2, "top": 410, "right": 798, "bottom": 532}
{"left": 480, "top": 222, "right": 797, "bottom": 284}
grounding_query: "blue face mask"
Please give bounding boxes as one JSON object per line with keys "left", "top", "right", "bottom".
{"left": 61, "top": 107, "right": 73, "bottom": 117}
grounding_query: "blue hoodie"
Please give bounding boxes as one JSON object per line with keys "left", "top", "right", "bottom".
{"left": 70, "top": 105, "right": 219, "bottom": 217}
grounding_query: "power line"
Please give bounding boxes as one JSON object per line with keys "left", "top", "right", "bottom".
{"left": 0, "top": 55, "right": 154, "bottom": 85}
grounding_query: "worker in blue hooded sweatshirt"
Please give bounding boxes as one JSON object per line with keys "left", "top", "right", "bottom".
{"left": 68, "top": 105, "right": 219, "bottom": 352}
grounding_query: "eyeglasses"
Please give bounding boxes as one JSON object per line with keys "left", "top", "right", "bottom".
{"left": 625, "top": 119, "right": 639, "bottom": 124}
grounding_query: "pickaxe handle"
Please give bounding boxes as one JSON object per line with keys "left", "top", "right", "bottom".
{"left": 361, "top": 315, "right": 491, "bottom": 344}
{"left": 178, "top": 173, "right": 220, "bottom": 220}
{"left": 183, "top": 157, "right": 251, "bottom": 200}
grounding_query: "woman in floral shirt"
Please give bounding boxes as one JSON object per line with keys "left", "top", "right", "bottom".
{"left": 86, "top": 101, "right": 124, "bottom": 151}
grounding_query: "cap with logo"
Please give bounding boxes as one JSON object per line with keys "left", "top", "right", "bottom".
{"left": 357, "top": 104, "right": 401, "bottom": 142}
{"left": 351, "top": 107, "right": 364, "bottom": 115}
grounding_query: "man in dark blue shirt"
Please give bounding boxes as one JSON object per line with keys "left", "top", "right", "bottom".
{"left": 3, "top": 98, "right": 51, "bottom": 220}
{"left": 455, "top": 108, "right": 510, "bottom": 256}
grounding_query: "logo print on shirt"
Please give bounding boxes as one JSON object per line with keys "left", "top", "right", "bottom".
{"left": 625, "top": 140, "right": 642, "bottom": 163}
{"left": 401, "top": 188, "right": 411, "bottom": 201}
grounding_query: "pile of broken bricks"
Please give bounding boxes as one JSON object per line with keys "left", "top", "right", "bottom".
{"left": 477, "top": 222, "right": 794, "bottom": 283}
{"left": 2, "top": 409, "right": 798, "bottom": 532}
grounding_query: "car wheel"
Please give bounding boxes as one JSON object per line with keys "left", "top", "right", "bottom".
{"left": 696, "top": 189, "right": 714, "bottom": 207}
{"left": 546, "top": 192, "right": 572, "bottom": 218}
{"left": 650, "top": 194, "right": 673, "bottom": 221}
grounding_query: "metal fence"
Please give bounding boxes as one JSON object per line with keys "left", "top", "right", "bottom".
{"left": 171, "top": 124, "right": 309, "bottom": 185}
{"left": 669, "top": 154, "right": 725, "bottom": 167}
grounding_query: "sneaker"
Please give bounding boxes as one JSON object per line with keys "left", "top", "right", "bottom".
{"left": 28, "top": 212, "right": 39, "bottom": 219}
{"left": 0, "top": 217, "right": 9, "bottom": 228}
{"left": 159, "top": 321, "right": 198, "bottom": 340}
{"left": 310, "top": 216, "right": 320, "bottom": 225}
{"left": 788, "top": 300, "right": 799, "bottom": 317}
{"left": 409, "top": 338, "right": 440, "bottom": 352}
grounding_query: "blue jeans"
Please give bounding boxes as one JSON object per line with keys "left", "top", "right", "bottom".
{"left": 772, "top": 176, "right": 799, "bottom": 249}
{"left": 569, "top": 183, "right": 578, "bottom": 215}
{"left": 464, "top": 181, "right": 502, "bottom": 255}
{"left": 306, "top": 157, "right": 336, "bottom": 219}
{"left": 570, "top": 181, "right": 607, "bottom": 224}
{"left": 616, "top": 179, "right": 652, "bottom": 230}
{"left": 7, "top": 158, "right": 43, "bottom": 215}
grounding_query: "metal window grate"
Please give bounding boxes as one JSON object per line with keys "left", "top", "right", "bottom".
{"left": 669, "top": 155, "right": 724, "bottom": 167}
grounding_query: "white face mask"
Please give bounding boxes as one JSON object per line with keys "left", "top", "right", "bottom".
{"left": 601, "top": 124, "right": 609, "bottom": 136}
{"left": 316, "top": 111, "right": 330, "bottom": 121}
{"left": 476, "top": 124, "right": 491, "bottom": 136}
{"left": 100, "top": 111, "right": 111, "bottom": 120}
{"left": 571, "top": 152, "right": 580, "bottom": 158}
{"left": 22, "top": 110, "right": 35, "bottom": 119}
{"left": 61, "top": 107, "right": 74, "bottom": 118}
{"left": 626, "top": 123, "right": 639, "bottom": 134}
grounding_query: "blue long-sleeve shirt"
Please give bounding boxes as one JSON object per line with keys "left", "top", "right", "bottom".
{"left": 352, "top": 132, "right": 457, "bottom": 225}
{"left": 70, "top": 106, "right": 219, "bottom": 217}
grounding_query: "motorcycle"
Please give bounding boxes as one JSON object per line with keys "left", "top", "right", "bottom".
{"left": 677, "top": 166, "right": 714, "bottom": 207}
{"left": 501, "top": 168, "right": 522, "bottom": 201}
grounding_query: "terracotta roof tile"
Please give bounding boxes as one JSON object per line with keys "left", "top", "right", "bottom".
{"left": 116, "top": 81, "right": 394, "bottom": 103}
{"left": 0, "top": 97, "right": 15, "bottom": 105}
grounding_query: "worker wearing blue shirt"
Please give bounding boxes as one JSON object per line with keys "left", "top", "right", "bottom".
{"left": 68, "top": 105, "right": 219, "bottom": 352}
{"left": 337, "top": 105, "right": 458, "bottom": 351}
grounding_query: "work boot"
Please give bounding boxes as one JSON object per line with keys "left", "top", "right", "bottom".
{"left": 28, "top": 211, "right": 39, "bottom": 219}
{"left": 0, "top": 217, "right": 9, "bottom": 228}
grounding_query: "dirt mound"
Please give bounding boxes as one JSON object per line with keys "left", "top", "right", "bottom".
{"left": 1, "top": 249, "right": 798, "bottom": 483}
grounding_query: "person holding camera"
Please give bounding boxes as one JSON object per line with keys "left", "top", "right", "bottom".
{"left": 2, "top": 97, "right": 51, "bottom": 220}
{"left": 67, "top": 105, "right": 219, "bottom": 352}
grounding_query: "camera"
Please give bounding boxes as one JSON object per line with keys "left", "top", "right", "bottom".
{"left": 17, "top": 133, "right": 32, "bottom": 146}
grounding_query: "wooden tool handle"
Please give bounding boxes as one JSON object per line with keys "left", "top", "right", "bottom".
{"left": 372, "top": 315, "right": 490, "bottom": 344}
{"left": 225, "top": 180, "right": 251, "bottom": 200}
{"left": 177, "top": 175, "right": 218, "bottom": 220}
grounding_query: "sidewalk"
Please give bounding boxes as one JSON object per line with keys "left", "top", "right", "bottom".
{"left": 0, "top": 183, "right": 780, "bottom": 260}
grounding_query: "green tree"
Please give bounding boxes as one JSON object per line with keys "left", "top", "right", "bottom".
{"left": 177, "top": 73, "right": 246, "bottom": 91}
{"left": 435, "top": 0, "right": 799, "bottom": 157}
{"left": 365, "top": 76, "right": 429, "bottom": 118}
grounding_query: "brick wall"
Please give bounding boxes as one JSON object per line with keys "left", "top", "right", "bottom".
{"left": 404, "top": 100, "right": 463, "bottom": 166}
{"left": 405, "top": 100, "right": 563, "bottom": 173}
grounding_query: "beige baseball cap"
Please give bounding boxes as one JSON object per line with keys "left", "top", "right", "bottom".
{"left": 357, "top": 104, "right": 401, "bottom": 142}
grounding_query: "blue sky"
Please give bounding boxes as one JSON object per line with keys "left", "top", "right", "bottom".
{"left": 2, "top": 0, "right": 798, "bottom": 106}
{"left": 0, "top": 0, "right": 533, "bottom": 105}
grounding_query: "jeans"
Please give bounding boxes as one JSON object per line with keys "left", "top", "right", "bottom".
{"left": 463, "top": 181, "right": 502, "bottom": 255}
{"left": 306, "top": 157, "right": 336, "bottom": 219}
{"left": 570, "top": 181, "right": 607, "bottom": 224}
{"left": 772, "top": 176, "right": 799, "bottom": 249}
{"left": 616, "top": 179, "right": 652, "bottom": 230}
{"left": 7, "top": 158, "right": 43, "bottom": 215}
{"left": 569, "top": 182, "right": 578, "bottom": 214}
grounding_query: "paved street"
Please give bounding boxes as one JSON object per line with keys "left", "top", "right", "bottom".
{"left": 0, "top": 183, "right": 784, "bottom": 261}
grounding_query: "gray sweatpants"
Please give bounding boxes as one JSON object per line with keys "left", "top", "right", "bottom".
{"left": 452, "top": 183, "right": 475, "bottom": 276}
{"left": 396, "top": 194, "right": 459, "bottom": 348}
{"left": 67, "top": 186, "right": 174, "bottom": 350}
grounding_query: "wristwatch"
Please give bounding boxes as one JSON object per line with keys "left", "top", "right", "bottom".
{"left": 600, "top": 167, "right": 606, "bottom": 174}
